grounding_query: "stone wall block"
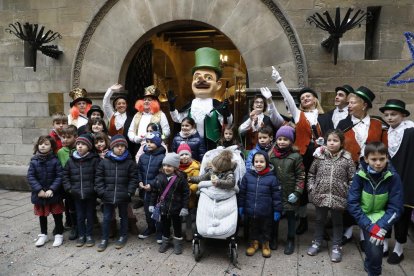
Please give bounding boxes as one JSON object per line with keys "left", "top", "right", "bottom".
{"left": 0, "top": 67, "right": 13, "bottom": 81}
{"left": 14, "top": 93, "right": 48, "bottom": 103}
{"left": 50, "top": 66, "right": 71, "bottom": 81}
{"left": 128, "top": 0, "right": 156, "bottom": 32}
{"left": 171, "top": 0, "right": 192, "bottom": 20}
{"left": 15, "top": 144, "right": 35, "bottom": 156}
{"left": 207, "top": 0, "right": 239, "bottom": 28}
{"left": 40, "top": 80, "right": 70, "bottom": 93}
{"left": 338, "top": 42, "right": 365, "bottom": 61}
{"left": 0, "top": 103, "right": 27, "bottom": 117}
{"left": 0, "top": 128, "right": 22, "bottom": 143}
{"left": 191, "top": 0, "right": 215, "bottom": 22}
{"left": 25, "top": 81, "right": 41, "bottom": 93}
{"left": 0, "top": 144, "right": 14, "bottom": 155}
{"left": 22, "top": 128, "right": 48, "bottom": 144}
{"left": 27, "top": 103, "right": 49, "bottom": 117}
{"left": 146, "top": 0, "right": 172, "bottom": 25}
{"left": 0, "top": 94, "right": 14, "bottom": 102}
{"left": 0, "top": 81, "right": 25, "bottom": 93}
{"left": 34, "top": 118, "right": 53, "bottom": 129}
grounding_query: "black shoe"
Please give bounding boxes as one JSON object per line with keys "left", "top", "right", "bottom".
{"left": 85, "top": 236, "right": 95, "bottom": 247}
{"left": 76, "top": 236, "right": 86, "bottom": 247}
{"left": 97, "top": 240, "right": 108, "bottom": 252}
{"left": 69, "top": 227, "right": 78, "bottom": 240}
{"left": 359, "top": 240, "right": 365, "bottom": 252}
{"left": 115, "top": 236, "right": 127, "bottom": 249}
{"left": 296, "top": 217, "right": 308, "bottom": 235}
{"left": 270, "top": 239, "right": 278, "bottom": 250}
{"left": 387, "top": 252, "right": 404, "bottom": 264}
{"left": 341, "top": 235, "right": 352, "bottom": 246}
{"left": 383, "top": 250, "right": 389, "bottom": 257}
{"left": 284, "top": 239, "right": 295, "bottom": 255}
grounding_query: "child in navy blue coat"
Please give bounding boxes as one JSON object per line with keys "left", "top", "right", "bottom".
{"left": 171, "top": 117, "right": 206, "bottom": 162}
{"left": 238, "top": 150, "right": 282, "bottom": 258}
{"left": 27, "top": 135, "right": 64, "bottom": 247}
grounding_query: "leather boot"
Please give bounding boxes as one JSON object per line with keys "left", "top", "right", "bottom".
{"left": 128, "top": 217, "right": 139, "bottom": 235}
{"left": 270, "top": 221, "right": 279, "bottom": 250}
{"left": 262, "top": 241, "right": 271, "bottom": 258}
{"left": 173, "top": 236, "right": 183, "bottom": 255}
{"left": 284, "top": 238, "right": 295, "bottom": 255}
{"left": 246, "top": 240, "right": 259, "bottom": 256}
{"left": 296, "top": 217, "right": 308, "bottom": 235}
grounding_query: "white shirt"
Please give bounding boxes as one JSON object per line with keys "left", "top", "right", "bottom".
{"left": 351, "top": 115, "right": 370, "bottom": 157}
{"left": 103, "top": 88, "right": 127, "bottom": 130}
{"left": 68, "top": 113, "right": 88, "bottom": 128}
{"left": 388, "top": 120, "right": 414, "bottom": 158}
{"left": 332, "top": 107, "right": 349, "bottom": 128}
{"left": 127, "top": 111, "right": 170, "bottom": 143}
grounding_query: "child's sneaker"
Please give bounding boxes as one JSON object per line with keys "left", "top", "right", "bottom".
{"left": 331, "top": 245, "right": 342, "bottom": 262}
{"left": 97, "top": 240, "right": 108, "bottom": 252}
{"left": 156, "top": 232, "right": 163, "bottom": 244}
{"left": 52, "top": 234, "right": 63, "bottom": 247}
{"left": 115, "top": 236, "right": 127, "bottom": 249}
{"left": 35, "top": 234, "right": 49, "bottom": 247}
{"left": 138, "top": 228, "right": 155, "bottom": 239}
{"left": 85, "top": 236, "right": 95, "bottom": 247}
{"left": 76, "top": 236, "right": 86, "bottom": 247}
{"left": 307, "top": 241, "right": 321, "bottom": 256}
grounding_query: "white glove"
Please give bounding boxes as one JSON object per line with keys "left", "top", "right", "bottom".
{"left": 271, "top": 66, "right": 282, "bottom": 82}
{"left": 260, "top": 87, "right": 273, "bottom": 100}
{"left": 288, "top": 193, "right": 298, "bottom": 203}
{"left": 377, "top": 228, "right": 387, "bottom": 238}
{"left": 179, "top": 208, "right": 189, "bottom": 217}
{"left": 148, "top": 206, "right": 154, "bottom": 213}
{"left": 369, "top": 236, "right": 384, "bottom": 246}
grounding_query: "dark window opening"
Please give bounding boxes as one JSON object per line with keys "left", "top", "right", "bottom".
{"left": 365, "top": 6, "right": 382, "bottom": 60}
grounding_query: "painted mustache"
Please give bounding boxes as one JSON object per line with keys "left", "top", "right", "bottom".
{"left": 195, "top": 80, "right": 210, "bottom": 89}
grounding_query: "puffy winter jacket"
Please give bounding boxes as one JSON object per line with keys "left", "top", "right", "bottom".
{"left": 348, "top": 161, "right": 404, "bottom": 232}
{"left": 245, "top": 143, "right": 271, "bottom": 171}
{"left": 150, "top": 171, "right": 190, "bottom": 216}
{"left": 238, "top": 169, "right": 282, "bottom": 218}
{"left": 63, "top": 152, "right": 100, "bottom": 200}
{"left": 307, "top": 147, "right": 355, "bottom": 210}
{"left": 269, "top": 148, "right": 305, "bottom": 211}
{"left": 171, "top": 132, "right": 206, "bottom": 162}
{"left": 27, "top": 153, "right": 63, "bottom": 205}
{"left": 137, "top": 146, "right": 166, "bottom": 186}
{"left": 95, "top": 152, "right": 138, "bottom": 204}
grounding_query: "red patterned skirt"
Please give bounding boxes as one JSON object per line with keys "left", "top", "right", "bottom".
{"left": 34, "top": 201, "right": 65, "bottom": 216}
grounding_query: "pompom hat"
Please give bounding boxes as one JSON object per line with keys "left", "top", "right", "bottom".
{"left": 177, "top": 143, "right": 192, "bottom": 157}
{"left": 145, "top": 131, "right": 162, "bottom": 147}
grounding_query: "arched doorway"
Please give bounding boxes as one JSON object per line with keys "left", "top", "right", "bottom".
{"left": 122, "top": 21, "right": 249, "bottom": 124}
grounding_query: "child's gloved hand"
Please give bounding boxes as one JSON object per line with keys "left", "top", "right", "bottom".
{"left": 369, "top": 224, "right": 387, "bottom": 238}
{"left": 369, "top": 234, "right": 384, "bottom": 246}
{"left": 179, "top": 208, "right": 189, "bottom": 217}
{"left": 273, "top": 212, "right": 281, "bottom": 222}
{"left": 45, "top": 190, "right": 53, "bottom": 198}
{"left": 148, "top": 206, "right": 154, "bottom": 213}
{"left": 288, "top": 193, "right": 298, "bottom": 203}
{"left": 38, "top": 190, "right": 46, "bottom": 198}
{"left": 238, "top": 207, "right": 244, "bottom": 217}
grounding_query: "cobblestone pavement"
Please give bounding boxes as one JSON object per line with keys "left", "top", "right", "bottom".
{"left": 0, "top": 189, "right": 412, "bottom": 275}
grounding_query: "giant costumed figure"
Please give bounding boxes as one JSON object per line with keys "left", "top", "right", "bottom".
{"left": 168, "top": 47, "right": 232, "bottom": 150}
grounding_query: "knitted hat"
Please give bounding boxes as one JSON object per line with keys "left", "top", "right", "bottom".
{"left": 76, "top": 133, "right": 93, "bottom": 149}
{"left": 275, "top": 126, "right": 295, "bottom": 142}
{"left": 177, "top": 143, "right": 192, "bottom": 157}
{"left": 163, "top": 152, "right": 180, "bottom": 168}
{"left": 211, "top": 150, "right": 234, "bottom": 172}
{"left": 87, "top": 105, "right": 104, "bottom": 118}
{"left": 110, "top": 134, "right": 128, "bottom": 149}
{"left": 145, "top": 131, "right": 162, "bottom": 147}
{"left": 379, "top": 99, "right": 410, "bottom": 116}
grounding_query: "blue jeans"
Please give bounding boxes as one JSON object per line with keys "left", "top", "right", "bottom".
{"left": 74, "top": 198, "right": 95, "bottom": 237}
{"left": 102, "top": 203, "right": 128, "bottom": 240}
{"left": 362, "top": 230, "right": 383, "bottom": 276}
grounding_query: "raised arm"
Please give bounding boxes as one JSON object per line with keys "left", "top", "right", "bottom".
{"left": 260, "top": 87, "right": 285, "bottom": 128}
{"left": 103, "top": 84, "right": 122, "bottom": 120}
{"left": 271, "top": 66, "right": 300, "bottom": 123}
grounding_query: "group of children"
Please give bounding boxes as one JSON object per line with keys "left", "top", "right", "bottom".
{"left": 27, "top": 98, "right": 408, "bottom": 275}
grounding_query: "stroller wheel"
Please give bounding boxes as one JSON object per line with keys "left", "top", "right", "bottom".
{"left": 193, "top": 242, "right": 202, "bottom": 262}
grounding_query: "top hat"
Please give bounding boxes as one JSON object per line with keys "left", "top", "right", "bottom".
{"left": 143, "top": 85, "right": 160, "bottom": 99}
{"left": 112, "top": 94, "right": 128, "bottom": 109}
{"left": 297, "top": 87, "right": 318, "bottom": 101}
{"left": 87, "top": 105, "right": 104, "bottom": 118}
{"left": 379, "top": 99, "right": 410, "bottom": 116}
{"left": 335, "top": 84, "right": 355, "bottom": 95}
{"left": 191, "top": 47, "right": 222, "bottom": 78}
{"left": 69, "top": 88, "right": 92, "bottom": 107}
{"left": 354, "top": 86, "right": 375, "bottom": 108}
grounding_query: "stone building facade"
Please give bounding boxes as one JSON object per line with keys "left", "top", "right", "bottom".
{"left": 1, "top": 0, "right": 414, "bottom": 165}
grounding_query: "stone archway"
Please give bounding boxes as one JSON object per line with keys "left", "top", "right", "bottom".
{"left": 71, "top": 0, "right": 307, "bottom": 91}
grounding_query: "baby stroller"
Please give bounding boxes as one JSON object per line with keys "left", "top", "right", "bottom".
{"left": 192, "top": 145, "right": 246, "bottom": 265}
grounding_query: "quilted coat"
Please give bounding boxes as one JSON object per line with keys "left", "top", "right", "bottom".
{"left": 171, "top": 131, "right": 206, "bottom": 162}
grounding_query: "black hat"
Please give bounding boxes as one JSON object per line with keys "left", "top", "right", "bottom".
{"left": 87, "top": 105, "right": 104, "bottom": 118}
{"left": 353, "top": 86, "right": 375, "bottom": 108}
{"left": 379, "top": 99, "right": 410, "bottom": 116}
{"left": 69, "top": 88, "right": 92, "bottom": 107}
{"left": 335, "top": 84, "right": 355, "bottom": 95}
{"left": 297, "top": 87, "right": 318, "bottom": 101}
{"left": 112, "top": 95, "right": 128, "bottom": 110}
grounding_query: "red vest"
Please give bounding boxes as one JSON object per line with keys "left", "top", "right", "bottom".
{"left": 108, "top": 115, "right": 124, "bottom": 136}
{"left": 294, "top": 112, "right": 322, "bottom": 155}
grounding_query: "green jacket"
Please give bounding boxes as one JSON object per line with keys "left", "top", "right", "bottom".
{"left": 57, "top": 147, "right": 75, "bottom": 167}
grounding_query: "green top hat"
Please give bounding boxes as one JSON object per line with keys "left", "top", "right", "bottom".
{"left": 192, "top": 47, "right": 222, "bottom": 79}
{"left": 379, "top": 99, "right": 410, "bottom": 116}
{"left": 335, "top": 84, "right": 354, "bottom": 95}
{"left": 354, "top": 86, "right": 375, "bottom": 108}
